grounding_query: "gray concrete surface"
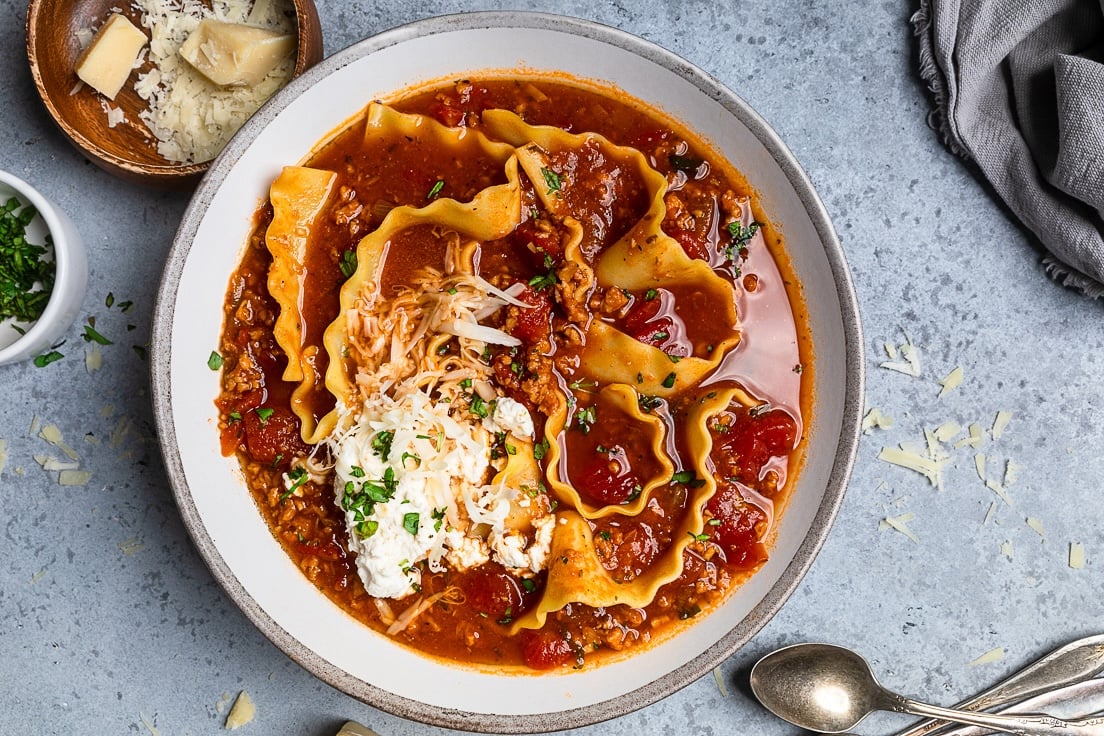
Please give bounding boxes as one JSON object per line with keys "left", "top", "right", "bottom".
{"left": 2, "top": 0, "right": 1102, "bottom": 734}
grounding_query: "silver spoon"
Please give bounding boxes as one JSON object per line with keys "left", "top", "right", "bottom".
{"left": 748, "top": 643, "right": 1104, "bottom": 735}
{"left": 895, "top": 633, "right": 1104, "bottom": 736}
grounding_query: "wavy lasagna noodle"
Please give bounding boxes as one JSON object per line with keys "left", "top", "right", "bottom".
{"left": 217, "top": 78, "right": 810, "bottom": 670}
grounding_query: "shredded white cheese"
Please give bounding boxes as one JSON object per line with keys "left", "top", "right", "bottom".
{"left": 1069, "top": 542, "right": 1086, "bottom": 569}
{"left": 861, "top": 407, "right": 894, "bottom": 433}
{"left": 878, "top": 445, "right": 946, "bottom": 489}
{"left": 969, "top": 647, "right": 1005, "bottom": 666}
{"left": 937, "top": 366, "right": 963, "bottom": 397}
{"left": 225, "top": 691, "right": 256, "bottom": 730}
{"left": 879, "top": 512, "right": 920, "bottom": 543}
{"left": 130, "top": 0, "right": 296, "bottom": 164}
{"left": 1000, "top": 540, "right": 1013, "bottom": 560}
{"left": 1026, "top": 516, "right": 1046, "bottom": 538}
{"left": 992, "top": 410, "right": 1013, "bottom": 440}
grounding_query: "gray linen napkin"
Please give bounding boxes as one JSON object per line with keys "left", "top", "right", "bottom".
{"left": 912, "top": 0, "right": 1104, "bottom": 297}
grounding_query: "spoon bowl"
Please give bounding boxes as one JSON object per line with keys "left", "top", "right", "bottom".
{"left": 750, "top": 643, "right": 892, "bottom": 733}
{"left": 750, "top": 642, "right": 1104, "bottom": 736}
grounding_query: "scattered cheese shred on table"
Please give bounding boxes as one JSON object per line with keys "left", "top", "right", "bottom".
{"left": 39, "top": 424, "right": 80, "bottom": 461}
{"left": 992, "top": 410, "right": 1013, "bottom": 439}
{"left": 1001, "top": 540, "right": 1014, "bottom": 560}
{"left": 59, "top": 469, "right": 91, "bottom": 487}
{"left": 225, "top": 690, "right": 256, "bottom": 730}
{"left": 1069, "top": 542, "right": 1086, "bottom": 569}
{"left": 86, "top": 343, "right": 103, "bottom": 373}
{"left": 1026, "top": 517, "right": 1046, "bottom": 538}
{"left": 938, "top": 366, "right": 964, "bottom": 397}
{"left": 0, "top": 438, "right": 7, "bottom": 475}
{"left": 954, "top": 422, "right": 985, "bottom": 449}
{"left": 880, "top": 336, "right": 922, "bottom": 377}
{"left": 985, "top": 478, "right": 1012, "bottom": 505}
{"left": 933, "top": 420, "right": 960, "bottom": 443}
{"left": 970, "top": 647, "right": 1005, "bottom": 666}
{"left": 712, "top": 666, "right": 730, "bottom": 697}
{"left": 1004, "top": 459, "right": 1021, "bottom": 486}
{"left": 983, "top": 501, "right": 998, "bottom": 525}
{"left": 879, "top": 512, "right": 920, "bottom": 542}
{"left": 861, "top": 407, "right": 895, "bottom": 433}
{"left": 138, "top": 712, "right": 162, "bottom": 736}
{"left": 118, "top": 537, "right": 144, "bottom": 555}
{"left": 878, "top": 445, "right": 946, "bottom": 488}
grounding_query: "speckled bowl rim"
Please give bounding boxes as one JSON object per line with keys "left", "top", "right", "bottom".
{"left": 151, "top": 11, "right": 864, "bottom": 732}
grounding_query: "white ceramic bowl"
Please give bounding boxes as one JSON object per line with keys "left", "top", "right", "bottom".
{"left": 0, "top": 171, "right": 87, "bottom": 366}
{"left": 151, "top": 12, "right": 864, "bottom": 732}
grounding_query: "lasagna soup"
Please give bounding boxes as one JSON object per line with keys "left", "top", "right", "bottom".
{"left": 216, "top": 76, "right": 811, "bottom": 670}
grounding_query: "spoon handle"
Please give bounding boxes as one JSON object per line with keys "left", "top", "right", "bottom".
{"left": 928, "top": 679, "right": 1104, "bottom": 736}
{"left": 895, "top": 695, "right": 1104, "bottom": 736}
{"left": 894, "top": 635, "right": 1104, "bottom": 736}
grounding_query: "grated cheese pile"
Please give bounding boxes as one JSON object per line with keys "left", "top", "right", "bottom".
{"left": 130, "top": 0, "right": 295, "bottom": 163}
{"left": 330, "top": 386, "right": 552, "bottom": 600}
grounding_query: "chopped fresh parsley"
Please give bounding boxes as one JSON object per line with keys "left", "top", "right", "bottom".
{"left": 81, "top": 324, "right": 112, "bottom": 345}
{"left": 0, "top": 197, "right": 54, "bottom": 323}
{"left": 469, "top": 394, "right": 489, "bottom": 418}
{"left": 724, "top": 220, "right": 761, "bottom": 262}
{"left": 528, "top": 269, "right": 557, "bottom": 291}
{"left": 254, "top": 407, "right": 274, "bottom": 424}
{"left": 644, "top": 288, "right": 659, "bottom": 301}
{"left": 426, "top": 179, "right": 445, "bottom": 200}
{"left": 33, "top": 350, "right": 63, "bottom": 367}
{"left": 638, "top": 394, "right": 662, "bottom": 413}
{"left": 339, "top": 249, "right": 358, "bottom": 278}
{"left": 540, "top": 166, "right": 563, "bottom": 194}
{"left": 207, "top": 351, "right": 223, "bottom": 370}
{"left": 533, "top": 438, "right": 550, "bottom": 461}
{"left": 279, "top": 467, "right": 309, "bottom": 502}
{"left": 371, "top": 430, "right": 394, "bottom": 460}
{"left": 661, "top": 372, "right": 676, "bottom": 388}
{"left": 403, "top": 512, "right": 420, "bottom": 536}
{"left": 574, "top": 405, "right": 597, "bottom": 434}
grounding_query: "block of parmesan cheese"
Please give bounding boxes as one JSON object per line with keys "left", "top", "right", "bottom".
{"left": 178, "top": 20, "right": 295, "bottom": 87}
{"left": 74, "top": 14, "right": 148, "bottom": 100}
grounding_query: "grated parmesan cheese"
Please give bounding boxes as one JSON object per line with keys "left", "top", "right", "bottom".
{"left": 937, "top": 366, "right": 963, "bottom": 397}
{"left": 861, "top": 407, "right": 895, "bottom": 433}
{"left": 992, "top": 410, "right": 1012, "bottom": 440}
{"left": 1000, "top": 540, "right": 1013, "bottom": 560}
{"left": 1026, "top": 516, "right": 1045, "bottom": 538}
{"left": 879, "top": 512, "right": 919, "bottom": 542}
{"left": 969, "top": 647, "right": 1005, "bottom": 666}
{"left": 224, "top": 690, "right": 255, "bottom": 729}
{"left": 1069, "top": 542, "right": 1086, "bottom": 569}
{"left": 130, "top": 0, "right": 297, "bottom": 164}
{"left": 880, "top": 335, "right": 922, "bottom": 377}
{"left": 878, "top": 445, "right": 946, "bottom": 489}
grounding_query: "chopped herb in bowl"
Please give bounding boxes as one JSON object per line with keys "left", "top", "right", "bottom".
{"left": 0, "top": 196, "right": 55, "bottom": 325}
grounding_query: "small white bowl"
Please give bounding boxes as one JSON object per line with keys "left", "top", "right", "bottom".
{"left": 0, "top": 171, "right": 87, "bottom": 366}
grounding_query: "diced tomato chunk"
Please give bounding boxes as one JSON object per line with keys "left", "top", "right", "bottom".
{"left": 672, "top": 228, "right": 710, "bottom": 261}
{"left": 706, "top": 483, "right": 769, "bottom": 570}
{"left": 511, "top": 219, "right": 564, "bottom": 263}
{"left": 428, "top": 100, "right": 465, "bottom": 127}
{"left": 242, "top": 405, "right": 310, "bottom": 467}
{"left": 621, "top": 297, "right": 674, "bottom": 349}
{"left": 509, "top": 286, "right": 553, "bottom": 344}
{"left": 574, "top": 451, "right": 640, "bottom": 506}
{"left": 464, "top": 565, "right": 530, "bottom": 618}
{"left": 295, "top": 536, "right": 346, "bottom": 562}
{"left": 713, "top": 409, "right": 798, "bottom": 482}
{"left": 521, "top": 629, "right": 577, "bottom": 670}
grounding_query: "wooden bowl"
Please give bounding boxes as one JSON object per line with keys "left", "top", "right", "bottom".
{"left": 25, "top": 0, "right": 324, "bottom": 189}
